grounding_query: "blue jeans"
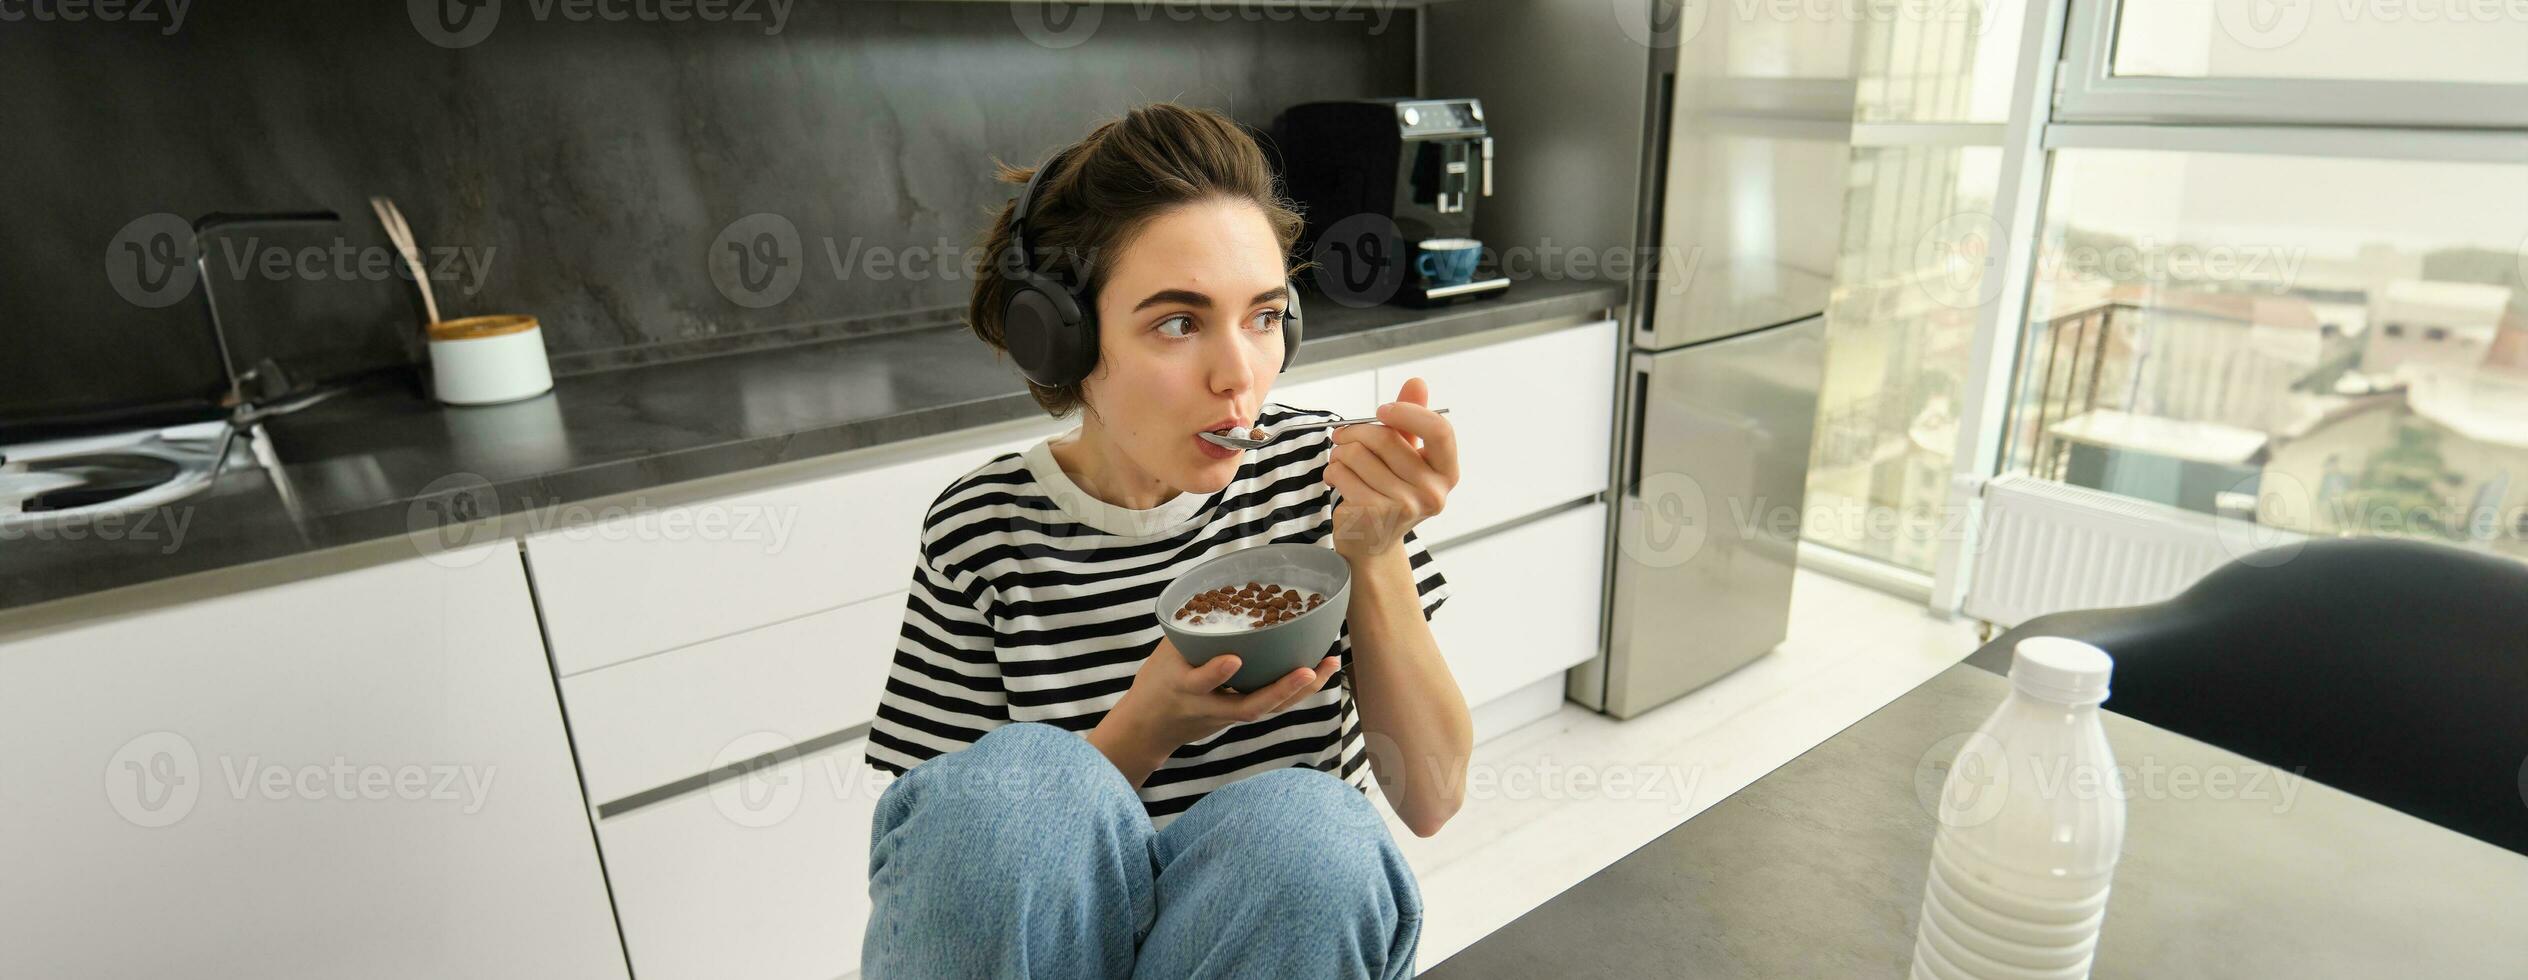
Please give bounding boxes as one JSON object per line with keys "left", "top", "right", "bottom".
{"left": 862, "top": 723, "right": 1424, "bottom": 979}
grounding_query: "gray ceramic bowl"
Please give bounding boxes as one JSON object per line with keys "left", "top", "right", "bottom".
{"left": 1156, "top": 543, "right": 1353, "bottom": 693}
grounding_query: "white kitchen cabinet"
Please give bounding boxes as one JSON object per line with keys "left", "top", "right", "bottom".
{"left": 1269, "top": 369, "right": 1379, "bottom": 421}
{"left": 526, "top": 426, "right": 1054, "bottom": 676}
{"left": 0, "top": 545, "right": 625, "bottom": 980}
{"left": 560, "top": 589, "right": 906, "bottom": 806}
{"left": 1429, "top": 502, "right": 1610, "bottom": 710}
{"left": 1376, "top": 319, "right": 1619, "bottom": 545}
{"left": 600, "top": 737, "right": 888, "bottom": 980}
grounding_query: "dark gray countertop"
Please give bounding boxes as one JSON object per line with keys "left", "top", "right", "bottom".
{"left": 0, "top": 280, "right": 1622, "bottom": 617}
{"left": 1423, "top": 664, "right": 2528, "bottom": 979}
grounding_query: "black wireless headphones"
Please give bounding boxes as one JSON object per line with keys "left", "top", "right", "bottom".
{"left": 999, "top": 143, "right": 1303, "bottom": 389}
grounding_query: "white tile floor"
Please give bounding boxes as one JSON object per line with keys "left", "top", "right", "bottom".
{"left": 1365, "top": 568, "right": 1981, "bottom": 974}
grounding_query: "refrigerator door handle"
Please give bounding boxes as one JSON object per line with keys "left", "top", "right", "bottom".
{"left": 1623, "top": 363, "right": 1651, "bottom": 501}
{"left": 1634, "top": 70, "right": 1676, "bottom": 348}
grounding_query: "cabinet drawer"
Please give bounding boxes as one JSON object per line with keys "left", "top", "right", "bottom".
{"left": 601, "top": 738, "right": 886, "bottom": 980}
{"left": 1376, "top": 320, "right": 1618, "bottom": 545}
{"left": 560, "top": 591, "right": 906, "bottom": 806}
{"left": 1269, "top": 369, "right": 1378, "bottom": 421}
{"left": 528, "top": 429, "right": 1049, "bottom": 676}
{"left": 1429, "top": 502, "right": 1609, "bottom": 707}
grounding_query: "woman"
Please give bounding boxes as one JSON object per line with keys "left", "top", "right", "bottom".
{"left": 859, "top": 103, "right": 1474, "bottom": 978}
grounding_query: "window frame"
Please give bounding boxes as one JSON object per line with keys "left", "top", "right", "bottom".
{"left": 2055, "top": 0, "right": 2528, "bottom": 129}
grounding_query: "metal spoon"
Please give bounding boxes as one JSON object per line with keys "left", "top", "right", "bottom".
{"left": 1198, "top": 408, "right": 1451, "bottom": 450}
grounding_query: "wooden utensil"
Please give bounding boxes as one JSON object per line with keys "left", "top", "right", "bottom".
{"left": 368, "top": 196, "right": 440, "bottom": 327}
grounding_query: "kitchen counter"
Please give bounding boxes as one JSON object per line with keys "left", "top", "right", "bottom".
{"left": 0, "top": 280, "right": 1623, "bottom": 620}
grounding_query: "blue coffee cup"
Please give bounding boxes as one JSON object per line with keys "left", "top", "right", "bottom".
{"left": 1414, "top": 238, "right": 1483, "bottom": 286}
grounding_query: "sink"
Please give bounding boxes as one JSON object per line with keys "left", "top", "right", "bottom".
{"left": 9, "top": 453, "right": 185, "bottom": 513}
{"left": 0, "top": 421, "right": 234, "bottom": 527}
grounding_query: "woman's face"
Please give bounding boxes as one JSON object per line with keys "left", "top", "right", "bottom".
{"left": 1081, "top": 197, "right": 1290, "bottom": 495}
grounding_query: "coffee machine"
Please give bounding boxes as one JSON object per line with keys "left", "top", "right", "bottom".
{"left": 1273, "top": 98, "right": 1509, "bottom": 308}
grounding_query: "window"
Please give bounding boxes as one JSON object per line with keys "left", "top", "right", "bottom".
{"left": 1808, "top": 145, "right": 2007, "bottom": 572}
{"left": 2110, "top": 0, "right": 2528, "bottom": 85}
{"left": 2003, "top": 147, "right": 2528, "bottom": 558}
{"left": 1802, "top": 0, "right": 2026, "bottom": 577}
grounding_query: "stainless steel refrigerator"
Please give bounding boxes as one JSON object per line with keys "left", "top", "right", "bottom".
{"left": 1587, "top": 99, "right": 1850, "bottom": 716}
{"left": 1429, "top": 1, "right": 1855, "bottom": 718}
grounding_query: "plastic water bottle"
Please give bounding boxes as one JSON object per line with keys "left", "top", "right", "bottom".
{"left": 1911, "top": 637, "right": 2126, "bottom": 980}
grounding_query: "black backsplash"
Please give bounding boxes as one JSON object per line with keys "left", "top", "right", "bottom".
{"left": 0, "top": 1, "right": 1413, "bottom": 424}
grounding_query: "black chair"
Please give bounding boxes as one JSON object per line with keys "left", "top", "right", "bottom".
{"left": 1971, "top": 537, "right": 2528, "bottom": 856}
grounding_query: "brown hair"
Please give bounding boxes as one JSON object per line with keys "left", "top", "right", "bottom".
{"left": 968, "top": 103, "right": 1306, "bottom": 418}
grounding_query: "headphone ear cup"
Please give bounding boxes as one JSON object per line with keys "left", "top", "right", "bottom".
{"left": 1278, "top": 282, "right": 1303, "bottom": 374}
{"left": 1005, "top": 278, "right": 1094, "bottom": 388}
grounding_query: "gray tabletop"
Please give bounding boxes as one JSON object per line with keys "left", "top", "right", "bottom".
{"left": 1425, "top": 664, "right": 2528, "bottom": 979}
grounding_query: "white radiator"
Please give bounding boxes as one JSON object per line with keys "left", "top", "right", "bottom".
{"left": 1962, "top": 475, "right": 2305, "bottom": 628}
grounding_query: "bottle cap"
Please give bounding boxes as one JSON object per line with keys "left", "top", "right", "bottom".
{"left": 2009, "top": 636, "right": 2113, "bottom": 705}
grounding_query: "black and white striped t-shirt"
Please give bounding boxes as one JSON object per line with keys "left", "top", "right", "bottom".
{"left": 862, "top": 402, "right": 1450, "bottom": 826}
